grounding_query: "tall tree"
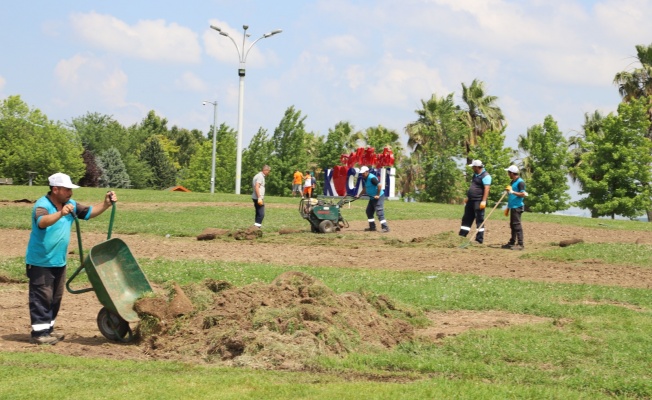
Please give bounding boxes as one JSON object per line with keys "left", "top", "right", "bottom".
{"left": 613, "top": 42, "right": 652, "bottom": 133}
{"left": 97, "top": 147, "right": 130, "bottom": 188}
{"left": 517, "top": 115, "right": 571, "bottom": 213}
{"left": 122, "top": 154, "right": 153, "bottom": 190}
{"left": 0, "top": 95, "right": 85, "bottom": 184}
{"left": 266, "top": 106, "right": 310, "bottom": 196}
{"left": 241, "top": 128, "right": 273, "bottom": 193}
{"left": 569, "top": 111, "right": 606, "bottom": 185}
{"left": 69, "top": 112, "right": 129, "bottom": 156}
{"left": 613, "top": 42, "right": 652, "bottom": 221}
{"left": 168, "top": 126, "right": 205, "bottom": 169}
{"left": 180, "top": 140, "right": 213, "bottom": 192}
{"left": 140, "top": 136, "right": 177, "bottom": 189}
{"left": 213, "top": 123, "right": 237, "bottom": 193}
{"left": 397, "top": 154, "right": 420, "bottom": 199}
{"left": 79, "top": 149, "right": 102, "bottom": 187}
{"left": 406, "top": 93, "right": 467, "bottom": 203}
{"left": 571, "top": 99, "right": 652, "bottom": 219}
{"left": 357, "top": 125, "right": 404, "bottom": 165}
{"left": 460, "top": 79, "right": 505, "bottom": 160}
{"left": 317, "top": 122, "right": 358, "bottom": 175}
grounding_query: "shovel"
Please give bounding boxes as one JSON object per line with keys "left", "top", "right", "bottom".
{"left": 459, "top": 189, "right": 508, "bottom": 249}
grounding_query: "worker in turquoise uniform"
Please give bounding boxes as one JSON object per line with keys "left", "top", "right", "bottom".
{"left": 459, "top": 160, "right": 492, "bottom": 244}
{"left": 501, "top": 165, "right": 527, "bottom": 251}
{"left": 356, "top": 166, "right": 390, "bottom": 233}
{"left": 26, "top": 172, "right": 117, "bottom": 345}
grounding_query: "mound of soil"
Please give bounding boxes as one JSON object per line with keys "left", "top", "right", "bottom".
{"left": 231, "top": 226, "right": 263, "bottom": 240}
{"left": 134, "top": 271, "right": 416, "bottom": 369}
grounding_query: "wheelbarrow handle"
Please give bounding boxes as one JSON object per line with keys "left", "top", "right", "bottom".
{"left": 66, "top": 208, "right": 94, "bottom": 294}
{"left": 66, "top": 263, "right": 94, "bottom": 294}
{"left": 107, "top": 200, "right": 116, "bottom": 240}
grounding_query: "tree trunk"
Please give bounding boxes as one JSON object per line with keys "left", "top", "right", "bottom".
{"left": 647, "top": 208, "right": 652, "bottom": 223}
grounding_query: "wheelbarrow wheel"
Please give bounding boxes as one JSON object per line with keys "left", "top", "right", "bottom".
{"left": 319, "top": 220, "right": 335, "bottom": 233}
{"left": 97, "top": 307, "right": 131, "bottom": 341}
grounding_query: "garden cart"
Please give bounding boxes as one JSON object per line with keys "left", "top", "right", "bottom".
{"left": 299, "top": 195, "right": 356, "bottom": 233}
{"left": 66, "top": 202, "right": 152, "bottom": 342}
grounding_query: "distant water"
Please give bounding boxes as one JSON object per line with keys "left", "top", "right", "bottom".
{"left": 553, "top": 206, "right": 649, "bottom": 222}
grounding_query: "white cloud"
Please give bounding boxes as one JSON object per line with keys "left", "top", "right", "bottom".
{"left": 345, "top": 65, "right": 366, "bottom": 90}
{"left": 54, "top": 53, "right": 128, "bottom": 106}
{"left": 174, "top": 72, "right": 206, "bottom": 92}
{"left": 365, "top": 54, "right": 446, "bottom": 107}
{"left": 70, "top": 12, "right": 201, "bottom": 63}
{"left": 322, "top": 35, "right": 365, "bottom": 57}
{"left": 413, "top": 0, "right": 641, "bottom": 87}
{"left": 0, "top": 75, "right": 5, "bottom": 92}
{"left": 594, "top": 0, "right": 652, "bottom": 44}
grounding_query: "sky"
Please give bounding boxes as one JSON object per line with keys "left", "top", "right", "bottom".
{"left": 1, "top": 0, "right": 651, "bottom": 156}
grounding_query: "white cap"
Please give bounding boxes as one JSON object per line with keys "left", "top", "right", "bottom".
{"left": 48, "top": 172, "right": 80, "bottom": 189}
{"left": 359, "top": 166, "right": 369, "bottom": 174}
{"left": 505, "top": 165, "right": 519, "bottom": 174}
{"left": 469, "top": 160, "right": 483, "bottom": 167}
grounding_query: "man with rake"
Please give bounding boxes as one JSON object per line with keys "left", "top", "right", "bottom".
{"left": 459, "top": 160, "right": 492, "bottom": 244}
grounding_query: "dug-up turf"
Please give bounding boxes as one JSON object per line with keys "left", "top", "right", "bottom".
{"left": 133, "top": 271, "right": 418, "bottom": 370}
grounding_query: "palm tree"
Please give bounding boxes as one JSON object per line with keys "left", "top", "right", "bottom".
{"left": 567, "top": 111, "right": 605, "bottom": 184}
{"left": 613, "top": 43, "right": 652, "bottom": 136}
{"left": 356, "top": 125, "right": 404, "bottom": 165}
{"left": 459, "top": 79, "right": 506, "bottom": 160}
{"left": 614, "top": 43, "right": 652, "bottom": 222}
{"left": 397, "top": 154, "right": 420, "bottom": 199}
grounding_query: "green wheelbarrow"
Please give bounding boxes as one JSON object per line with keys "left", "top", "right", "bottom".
{"left": 66, "top": 202, "right": 152, "bottom": 342}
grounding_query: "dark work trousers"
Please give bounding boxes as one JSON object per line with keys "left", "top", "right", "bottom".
{"left": 27, "top": 265, "right": 66, "bottom": 337}
{"left": 366, "top": 196, "right": 387, "bottom": 229}
{"left": 459, "top": 200, "right": 486, "bottom": 243}
{"left": 253, "top": 199, "right": 265, "bottom": 227}
{"left": 509, "top": 207, "right": 524, "bottom": 245}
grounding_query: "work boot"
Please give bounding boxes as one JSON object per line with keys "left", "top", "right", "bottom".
{"left": 30, "top": 334, "right": 59, "bottom": 345}
{"left": 381, "top": 225, "right": 390, "bottom": 233}
{"left": 501, "top": 242, "right": 515, "bottom": 249}
{"left": 49, "top": 331, "right": 65, "bottom": 341}
{"left": 512, "top": 244, "right": 524, "bottom": 251}
{"left": 365, "top": 222, "right": 377, "bottom": 232}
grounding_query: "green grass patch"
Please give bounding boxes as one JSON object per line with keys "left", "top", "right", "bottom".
{"left": 524, "top": 243, "right": 652, "bottom": 268}
{"left": 2, "top": 185, "right": 651, "bottom": 233}
{"left": 2, "top": 257, "right": 652, "bottom": 397}
{"left": 0, "top": 352, "right": 603, "bottom": 400}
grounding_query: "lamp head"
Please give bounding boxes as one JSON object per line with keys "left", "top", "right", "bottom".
{"left": 210, "top": 25, "right": 221, "bottom": 32}
{"left": 202, "top": 101, "right": 207, "bottom": 106}
{"left": 243, "top": 24, "right": 249, "bottom": 30}
{"left": 264, "top": 29, "right": 283, "bottom": 38}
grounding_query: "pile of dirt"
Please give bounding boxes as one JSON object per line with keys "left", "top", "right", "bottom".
{"left": 133, "top": 271, "right": 417, "bottom": 369}
{"left": 196, "top": 226, "right": 263, "bottom": 241}
{"left": 389, "top": 231, "right": 464, "bottom": 248}
{"left": 231, "top": 226, "right": 263, "bottom": 240}
{"left": 196, "top": 228, "right": 230, "bottom": 241}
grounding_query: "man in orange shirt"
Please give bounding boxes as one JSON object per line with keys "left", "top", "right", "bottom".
{"left": 292, "top": 169, "right": 303, "bottom": 197}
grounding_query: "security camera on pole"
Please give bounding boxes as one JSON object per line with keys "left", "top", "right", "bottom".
{"left": 209, "top": 23, "right": 282, "bottom": 195}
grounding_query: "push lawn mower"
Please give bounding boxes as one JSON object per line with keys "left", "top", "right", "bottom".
{"left": 299, "top": 195, "right": 356, "bottom": 233}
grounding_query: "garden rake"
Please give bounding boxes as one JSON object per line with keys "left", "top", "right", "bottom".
{"left": 459, "top": 189, "right": 508, "bottom": 249}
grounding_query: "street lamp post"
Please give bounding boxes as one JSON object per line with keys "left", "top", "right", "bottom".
{"left": 209, "top": 24, "right": 282, "bottom": 194}
{"left": 203, "top": 100, "right": 218, "bottom": 194}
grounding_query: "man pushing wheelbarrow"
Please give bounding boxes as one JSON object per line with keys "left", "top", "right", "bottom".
{"left": 25, "top": 173, "right": 118, "bottom": 345}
